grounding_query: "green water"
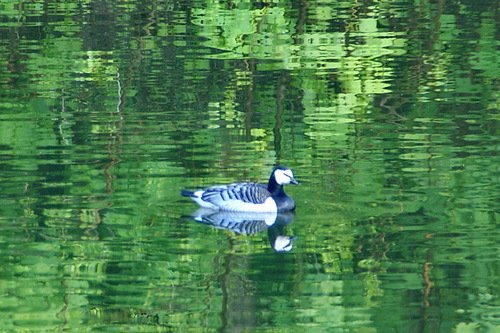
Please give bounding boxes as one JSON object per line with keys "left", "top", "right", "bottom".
{"left": 0, "top": 0, "right": 498, "bottom": 332}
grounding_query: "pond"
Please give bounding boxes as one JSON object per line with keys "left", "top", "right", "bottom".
{"left": 0, "top": 1, "right": 498, "bottom": 332}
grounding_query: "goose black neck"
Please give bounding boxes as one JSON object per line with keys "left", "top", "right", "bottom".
{"left": 267, "top": 176, "right": 285, "bottom": 196}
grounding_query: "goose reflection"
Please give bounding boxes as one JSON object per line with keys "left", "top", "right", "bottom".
{"left": 188, "top": 209, "right": 296, "bottom": 252}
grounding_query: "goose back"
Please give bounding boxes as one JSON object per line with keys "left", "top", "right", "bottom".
{"left": 195, "top": 183, "right": 277, "bottom": 212}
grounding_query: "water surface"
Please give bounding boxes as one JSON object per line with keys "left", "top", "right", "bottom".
{"left": 0, "top": 0, "right": 498, "bottom": 332}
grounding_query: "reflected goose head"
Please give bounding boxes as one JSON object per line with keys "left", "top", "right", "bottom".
{"left": 272, "top": 236, "right": 296, "bottom": 252}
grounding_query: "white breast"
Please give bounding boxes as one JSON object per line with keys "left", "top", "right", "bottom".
{"left": 216, "top": 196, "right": 278, "bottom": 213}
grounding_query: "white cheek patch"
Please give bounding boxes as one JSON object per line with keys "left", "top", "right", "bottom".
{"left": 275, "top": 169, "right": 294, "bottom": 185}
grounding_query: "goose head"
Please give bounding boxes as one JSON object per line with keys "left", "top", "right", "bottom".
{"left": 272, "top": 166, "right": 299, "bottom": 185}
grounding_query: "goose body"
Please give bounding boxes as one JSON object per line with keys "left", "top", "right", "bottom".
{"left": 181, "top": 166, "right": 298, "bottom": 213}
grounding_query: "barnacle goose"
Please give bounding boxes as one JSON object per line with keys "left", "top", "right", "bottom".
{"left": 181, "top": 166, "right": 298, "bottom": 212}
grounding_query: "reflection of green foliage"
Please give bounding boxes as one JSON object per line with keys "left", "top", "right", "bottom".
{"left": 0, "top": 0, "right": 498, "bottom": 331}
{"left": 192, "top": 6, "right": 292, "bottom": 59}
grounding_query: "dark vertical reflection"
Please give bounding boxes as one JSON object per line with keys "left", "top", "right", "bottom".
{"left": 273, "top": 71, "right": 288, "bottom": 161}
{"left": 218, "top": 250, "right": 258, "bottom": 332}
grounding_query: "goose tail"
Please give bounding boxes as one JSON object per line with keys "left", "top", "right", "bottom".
{"left": 181, "top": 189, "right": 197, "bottom": 198}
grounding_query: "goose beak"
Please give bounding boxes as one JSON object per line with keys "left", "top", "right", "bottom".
{"left": 290, "top": 178, "right": 299, "bottom": 185}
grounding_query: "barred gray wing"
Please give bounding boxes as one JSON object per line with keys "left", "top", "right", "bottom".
{"left": 199, "top": 215, "right": 268, "bottom": 234}
{"left": 201, "top": 183, "right": 270, "bottom": 205}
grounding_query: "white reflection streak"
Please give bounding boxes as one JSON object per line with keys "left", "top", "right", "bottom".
{"left": 116, "top": 71, "right": 123, "bottom": 120}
